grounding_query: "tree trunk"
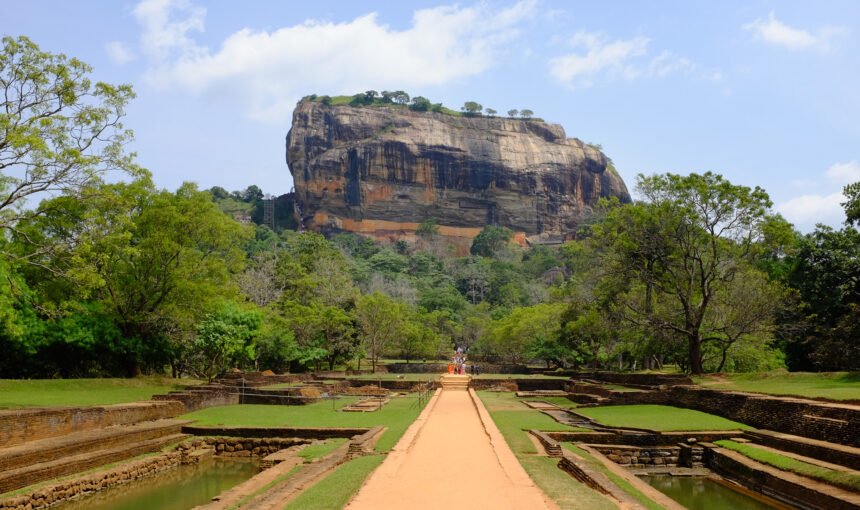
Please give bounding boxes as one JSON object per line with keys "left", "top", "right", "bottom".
{"left": 716, "top": 345, "right": 729, "bottom": 373}
{"left": 688, "top": 336, "right": 704, "bottom": 374}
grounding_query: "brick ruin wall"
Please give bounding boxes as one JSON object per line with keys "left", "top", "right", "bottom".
{"left": 0, "top": 401, "right": 184, "bottom": 449}
{"left": 596, "top": 386, "right": 860, "bottom": 447}
{"left": 0, "top": 451, "right": 183, "bottom": 510}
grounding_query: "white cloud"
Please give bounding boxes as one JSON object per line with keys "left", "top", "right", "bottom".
{"left": 778, "top": 191, "right": 845, "bottom": 231}
{"left": 777, "top": 161, "right": 860, "bottom": 231}
{"left": 132, "top": 0, "right": 536, "bottom": 122}
{"left": 744, "top": 12, "right": 844, "bottom": 51}
{"left": 826, "top": 160, "right": 860, "bottom": 185}
{"left": 105, "top": 41, "right": 135, "bottom": 65}
{"left": 549, "top": 31, "right": 649, "bottom": 86}
{"left": 647, "top": 50, "right": 694, "bottom": 78}
{"left": 548, "top": 33, "right": 709, "bottom": 87}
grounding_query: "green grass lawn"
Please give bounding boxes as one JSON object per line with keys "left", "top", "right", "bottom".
{"left": 715, "top": 440, "right": 860, "bottom": 492}
{"left": 0, "top": 376, "right": 200, "bottom": 408}
{"left": 299, "top": 438, "right": 348, "bottom": 461}
{"left": 282, "top": 454, "right": 385, "bottom": 510}
{"left": 520, "top": 396, "right": 578, "bottom": 409}
{"left": 575, "top": 405, "right": 750, "bottom": 431}
{"left": 181, "top": 394, "right": 425, "bottom": 452}
{"left": 695, "top": 371, "right": 860, "bottom": 401}
{"left": 477, "top": 391, "right": 617, "bottom": 510}
{"left": 563, "top": 443, "right": 665, "bottom": 510}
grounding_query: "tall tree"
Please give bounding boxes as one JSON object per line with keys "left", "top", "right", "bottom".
{"left": 14, "top": 179, "right": 250, "bottom": 375}
{"left": 593, "top": 172, "right": 777, "bottom": 374}
{"left": 355, "top": 292, "right": 406, "bottom": 372}
{"left": 0, "top": 36, "right": 141, "bottom": 235}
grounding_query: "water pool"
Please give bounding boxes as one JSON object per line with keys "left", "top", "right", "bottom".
{"left": 640, "top": 474, "right": 784, "bottom": 510}
{"left": 55, "top": 459, "right": 258, "bottom": 510}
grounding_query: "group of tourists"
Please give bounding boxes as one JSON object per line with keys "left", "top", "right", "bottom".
{"left": 448, "top": 347, "right": 479, "bottom": 375}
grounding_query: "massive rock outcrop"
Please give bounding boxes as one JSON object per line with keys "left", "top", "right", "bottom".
{"left": 286, "top": 99, "right": 630, "bottom": 251}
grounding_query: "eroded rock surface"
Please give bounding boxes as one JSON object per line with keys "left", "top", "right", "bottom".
{"left": 286, "top": 100, "right": 630, "bottom": 249}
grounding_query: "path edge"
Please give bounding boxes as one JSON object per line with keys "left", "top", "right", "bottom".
{"left": 468, "top": 388, "right": 560, "bottom": 509}
{"left": 344, "top": 387, "right": 443, "bottom": 508}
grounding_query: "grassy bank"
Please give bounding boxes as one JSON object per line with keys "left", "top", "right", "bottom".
{"left": 182, "top": 394, "right": 425, "bottom": 452}
{"left": 715, "top": 440, "right": 860, "bottom": 492}
{"left": 695, "top": 371, "right": 860, "bottom": 401}
{"left": 0, "top": 377, "right": 199, "bottom": 408}
{"left": 477, "top": 391, "right": 617, "bottom": 510}
{"left": 576, "top": 405, "right": 750, "bottom": 431}
{"left": 283, "top": 454, "right": 385, "bottom": 510}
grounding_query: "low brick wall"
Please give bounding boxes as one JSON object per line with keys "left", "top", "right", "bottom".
{"left": 181, "top": 437, "right": 310, "bottom": 457}
{"left": 563, "top": 371, "right": 693, "bottom": 387}
{"left": 152, "top": 387, "right": 239, "bottom": 412}
{"left": 385, "top": 363, "right": 529, "bottom": 374}
{"left": 0, "top": 451, "right": 182, "bottom": 510}
{"left": 469, "top": 379, "right": 518, "bottom": 391}
{"left": 0, "top": 420, "right": 186, "bottom": 473}
{"left": 589, "top": 445, "right": 680, "bottom": 468}
{"left": 182, "top": 426, "right": 370, "bottom": 440}
{"left": 547, "top": 431, "right": 741, "bottom": 446}
{"left": 664, "top": 387, "right": 860, "bottom": 447}
{"left": 515, "top": 379, "right": 568, "bottom": 391}
{"left": 588, "top": 385, "right": 860, "bottom": 447}
{"left": 0, "top": 401, "right": 184, "bottom": 449}
{"left": 216, "top": 373, "right": 312, "bottom": 387}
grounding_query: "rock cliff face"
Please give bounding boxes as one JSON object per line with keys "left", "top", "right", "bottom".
{"left": 286, "top": 99, "right": 630, "bottom": 251}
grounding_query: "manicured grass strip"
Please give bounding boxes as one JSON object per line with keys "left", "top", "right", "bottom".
{"left": 299, "top": 439, "right": 348, "bottom": 461}
{"left": 478, "top": 392, "right": 587, "bottom": 454}
{"left": 563, "top": 443, "right": 664, "bottom": 510}
{"left": 230, "top": 465, "right": 304, "bottom": 510}
{"left": 520, "top": 396, "right": 578, "bottom": 409}
{"left": 518, "top": 456, "right": 618, "bottom": 510}
{"left": 182, "top": 394, "right": 425, "bottom": 452}
{"left": 0, "top": 376, "right": 200, "bottom": 408}
{"left": 477, "top": 392, "right": 616, "bottom": 510}
{"left": 576, "top": 405, "right": 750, "bottom": 431}
{"left": 282, "top": 454, "right": 385, "bottom": 510}
{"left": 715, "top": 440, "right": 860, "bottom": 492}
{"left": 694, "top": 371, "right": 860, "bottom": 401}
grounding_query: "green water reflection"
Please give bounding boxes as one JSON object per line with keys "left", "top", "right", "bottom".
{"left": 640, "top": 475, "right": 779, "bottom": 510}
{"left": 56, "top": 459, "right": 258, "bottom": 510}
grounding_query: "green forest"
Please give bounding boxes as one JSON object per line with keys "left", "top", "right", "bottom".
{"left": 2, "top": 36, "right": 859, "bottom": 379}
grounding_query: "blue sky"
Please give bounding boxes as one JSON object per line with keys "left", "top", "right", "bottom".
{"left": 3, "top": 0, "right": 858, "bottom": 231}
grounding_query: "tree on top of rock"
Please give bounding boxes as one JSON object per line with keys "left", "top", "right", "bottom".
{"left": 462, "top": 101, "right": 483, "bottom": 116}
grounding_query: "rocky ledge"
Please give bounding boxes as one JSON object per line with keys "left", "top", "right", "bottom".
{"left": 286, "top": 99, "right": 630, "bottom": 251}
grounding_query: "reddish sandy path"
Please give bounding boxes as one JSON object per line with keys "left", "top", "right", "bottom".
{"left": 346, "top": 388, "right": 557, "bottom": 510}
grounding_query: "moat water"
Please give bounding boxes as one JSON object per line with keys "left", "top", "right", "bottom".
{"left": 640, "top": 474, "right": 782, "bottom": 509}
{"left": 55, "top": 459, "right": 258, "bottom": 510}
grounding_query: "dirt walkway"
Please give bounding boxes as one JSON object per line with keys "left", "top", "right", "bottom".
{"left": 346, "top": 389, "right": 557, "bottom": 509}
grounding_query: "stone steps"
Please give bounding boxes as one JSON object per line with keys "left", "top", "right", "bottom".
{"left": 0, "top": 431, "right": 188, "bottom": 493}
{"left": 0, "top": 418, "right": 190, "bottom": 472}
{"left": 440, "top": 375, "right": 471, "bottom": 391}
